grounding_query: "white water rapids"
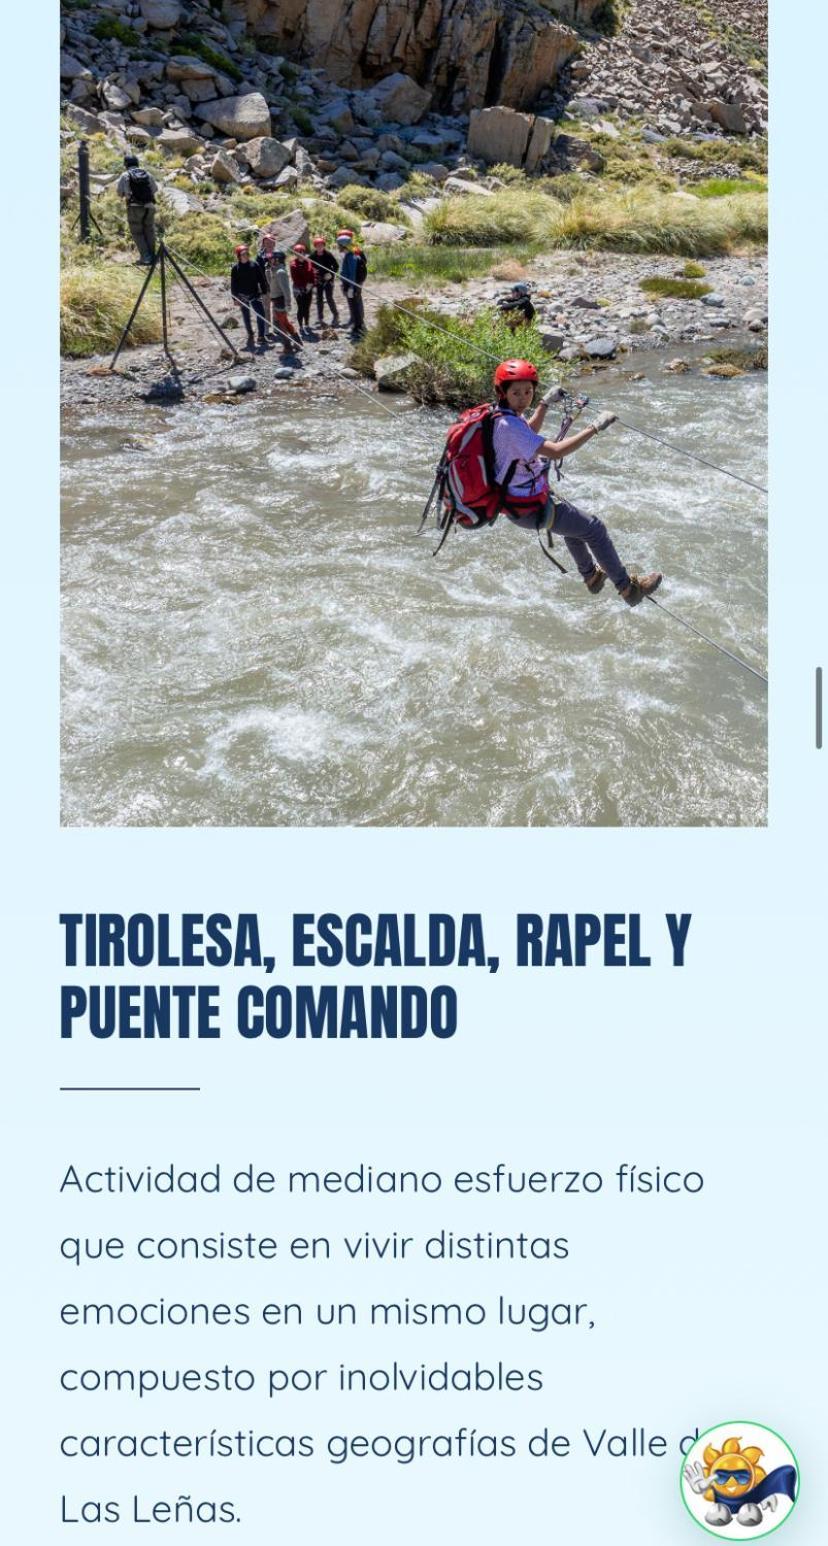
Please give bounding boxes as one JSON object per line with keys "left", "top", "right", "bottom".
{"left": 61, "top": 362, "right": 767, "bottom": 826}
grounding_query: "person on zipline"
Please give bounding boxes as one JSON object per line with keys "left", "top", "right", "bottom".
{"left": 491, "top": 358, "right": 662, "bottom": 606}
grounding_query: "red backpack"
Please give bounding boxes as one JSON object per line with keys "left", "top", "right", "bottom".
{"left": 442, "top": 402, "right": 507, "bottom": 527}
{"left": 422, "top": 403, "right": 549, "bottom": 551}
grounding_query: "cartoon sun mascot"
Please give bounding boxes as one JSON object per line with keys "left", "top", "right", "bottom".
{"left": 685, "top": 1435, "right": 798, "bottom": 1528}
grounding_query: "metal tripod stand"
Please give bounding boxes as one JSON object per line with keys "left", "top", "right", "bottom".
{"left": 109, "top": 238, "right": 241, "bottom": 379}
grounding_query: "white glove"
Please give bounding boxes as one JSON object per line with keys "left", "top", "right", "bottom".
{"left": 591, "top": 411, "right": 617, "bottom": 433}
{"left": 684, "top": 1463, "right": 709, "bottom": 1496}
{"left": 541, "top": 384, "right": 565, "bottom": 406}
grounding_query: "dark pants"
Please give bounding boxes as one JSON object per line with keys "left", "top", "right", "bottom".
{"left": 506, "top": 496, "right": 631, "bottom": 591}
{"left": 295, "top": 288, "right": 313, "bottom": 327}
{"left": 315, "top": 279, "right": 339, "bottom": 323}
{"left": 344, "top": 287, "right": 365, "bottom": 337}
{"left": 239, "top": 295, "right": 266, "bottom": 343}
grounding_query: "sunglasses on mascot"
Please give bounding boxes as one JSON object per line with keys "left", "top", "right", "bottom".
{"left": 714, "top": 1469, "right": 752, "bottom": 1487}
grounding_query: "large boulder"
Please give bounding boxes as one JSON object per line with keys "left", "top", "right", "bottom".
{"left": 195, "top": 92, "right": 271, "bottom": 140}
{"left": 360, "top": 221, "right": 408, "bottom": 244}
{"left": 443, "top": 176, "right": 495, "bottom": 197}
{"left": 261, "top": 208, "right": 311, "bottom": 251}
{"left": 64, "top": 104, "right": 101, "bottom": 133}
{"left": 374, "top": 352, "right": 420, "bottom": 392}
{"left": 468, "top": 106, "right": 533, "bottom": 167}
{"left": 157, "top": 126, "right": 204, "bottom": 154}
{"left": 242, "top": 136, "right": 292, "bottom": 179}
{"left": 466, "top": 106, "right": 557, "bottom": 172}
{"left": 160, "top": 185, "right": 206, "bottom": 216}
{"left": 210, "top": 149, "right": 242, "bottom": 184}
{"left": 166, "top": 56, "right": 216, "bottom": 82}
{"left": 368, "top": 73, "right": 432, "bottom": 125}
{"left": 524, "top": 116, "right": 556, "bottom": 174}
{"left": 60, "top": 53, "right": 86, "bottom": 79}
{"left": 705, "top": 98, "right": 748, "bottom": 135}
{"left": 139, "top": 0, "right": 182, "bottom": 27}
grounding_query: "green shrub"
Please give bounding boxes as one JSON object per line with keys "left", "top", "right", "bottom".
{"left": 682, "top": 260, "right": 707, "bottom": 277}
{"left": 488, "top": 164, "right": 527, "bottom": 185}
{"left": 61, "top": 263, "right": 162, "bottom": 357}
{"left": 592, "top": 0, "right": 629, "bottom": 35}
{"left": 177, "top": 32, "right": 243, "bottom": 82}
{"left": 639, "top": 276, "right": 711, "bottom": 299}
{"left": 693, "top": 176, "right": 768, "bottom": 198}
{"left": 164, "top": 212, "right": 237, "bottom": 275}
{"left": 334, "top": 186, "right": 408, "bottom": 222}
{"left": 369, "top": 245, "right": 538, "bottom": 283}
{"left": 707, "top": 343, "right": 767, "bottom": 371}
{"left": 662, "top": 136, "right": 767, "bottom": 173}
{"left": 353, "top": 302, "right": 553, "bottom": 406}
{"left": 91, "top": 16, "right": 136, "bottom": 45}
{"left": 291, "top": 105, "right": 313, "bottom": 135}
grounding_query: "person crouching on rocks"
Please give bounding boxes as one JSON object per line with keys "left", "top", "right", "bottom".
{"left": 491, "top": 358, "right": 662, "bottom": 606}
{"left": 290, "top": 244, "right": 315, "bottom": 335}
{"left": 337, "top": 230, "right": 368, "bottom": 340}
{"left": 497, "top": 282, "right": 536, "bottom": 330}
{"left": 230, "top": 244, "right": 267, "bottom": 352}
{"left": 266, "top": 249, "right": 301, "bottom": 355}
{"left": 311, "top": 236, "right": 340, "bottom": 326}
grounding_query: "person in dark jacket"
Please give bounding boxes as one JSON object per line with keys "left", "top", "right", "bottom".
{"left": 290, "top": 244, "right": 316, "bottom": 334}
{"left": 230, "top": 244, "right": 268, "bottom": 350}
{"left": 311, "top": 235, "right": 340, "bottom": 326}
{"left": 497, "top": 282, "right": 536, "bottom": 329}
{"left": 337, "top": 230, "right": 368, "bottom": 339}
{"left": 116, "top": 154, "right": 157, "bottom": 265}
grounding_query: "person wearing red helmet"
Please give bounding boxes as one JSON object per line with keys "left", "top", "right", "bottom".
{"left": 290, "top": 243, "right": 316, "bottom": 335}
{"left": 230, "top": 243, "right": 267, "bottom": 351}
{"left": 337, "top": 230, "right": 368, "bottom": 340}
{"left": 491, "top": 358, "right": 662, "bottom": 605}
{"left": 311, "top": 235, "right": 340, "bottom": 327}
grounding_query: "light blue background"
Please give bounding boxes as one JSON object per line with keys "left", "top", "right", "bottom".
{"left": 1, "top": 3, "right": 823, "bottom": 1542}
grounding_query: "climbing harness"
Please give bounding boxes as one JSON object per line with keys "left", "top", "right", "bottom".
{"left": 163, "top": 248, "right": 768, "bottom": 686}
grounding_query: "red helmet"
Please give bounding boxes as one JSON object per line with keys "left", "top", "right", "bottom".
{"left": 293, "top": 242, "right": 307, "bottom": 254}
{"left": 312, "top": 234, "right": 326, "bottom": 246}
{"left": 493, "top": 358, "right": 539, "bottom": 391}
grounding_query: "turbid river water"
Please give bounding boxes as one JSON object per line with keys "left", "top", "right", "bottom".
{"left": 61, "top": 360, "right": 767, "bottom": 827}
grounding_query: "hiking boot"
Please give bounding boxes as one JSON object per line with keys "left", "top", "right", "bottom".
{"left": 584, "top": 566, "right": 607, "bottom": 595}
{"left": 621, "top": 571, "right": 662, "bottom": 607}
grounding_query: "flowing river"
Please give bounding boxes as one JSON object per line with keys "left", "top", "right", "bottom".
{"left": 61, "top": 359, "right": 767, "bottom": 827}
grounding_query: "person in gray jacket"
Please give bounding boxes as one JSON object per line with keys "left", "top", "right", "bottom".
{"left": 266, "top": 249, "right": 301, "bottom": 352}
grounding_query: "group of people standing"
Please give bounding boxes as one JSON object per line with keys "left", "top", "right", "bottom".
{"left": 230, "top": 230, "right": 368, "bottom": 354}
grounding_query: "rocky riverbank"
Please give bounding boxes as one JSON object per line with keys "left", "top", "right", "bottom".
{"left": 60, "top": 246, "right": 767, "bottom": 413}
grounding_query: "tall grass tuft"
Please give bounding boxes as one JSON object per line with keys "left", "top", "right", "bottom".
{"left": 424, "top": 186, "right": 766, "bottom": 256}
{"left": 60, "top": 265, "right": 163, "bottom": 358}
{"left": 423, "top": 189, "right": 554, "bottom": 247}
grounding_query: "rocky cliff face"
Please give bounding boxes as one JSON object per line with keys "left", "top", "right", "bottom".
{"left": 232, "top": 0, "right": 607, "bottom": 112}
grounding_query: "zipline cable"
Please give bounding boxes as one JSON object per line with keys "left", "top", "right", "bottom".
{"left": 643, "top": 594, "right": 768, "bottom": 683}
{"left": 298, "top": 249, "right": 768, "bottom": 496}
{"left": 615, "top": 416, "right": 767, "bottom": 494}
{"left": 165, "top": 248, "right": 769, "bottom": 684}
{"left": 167, "top": 246, "right": 412, "bottom": 424}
